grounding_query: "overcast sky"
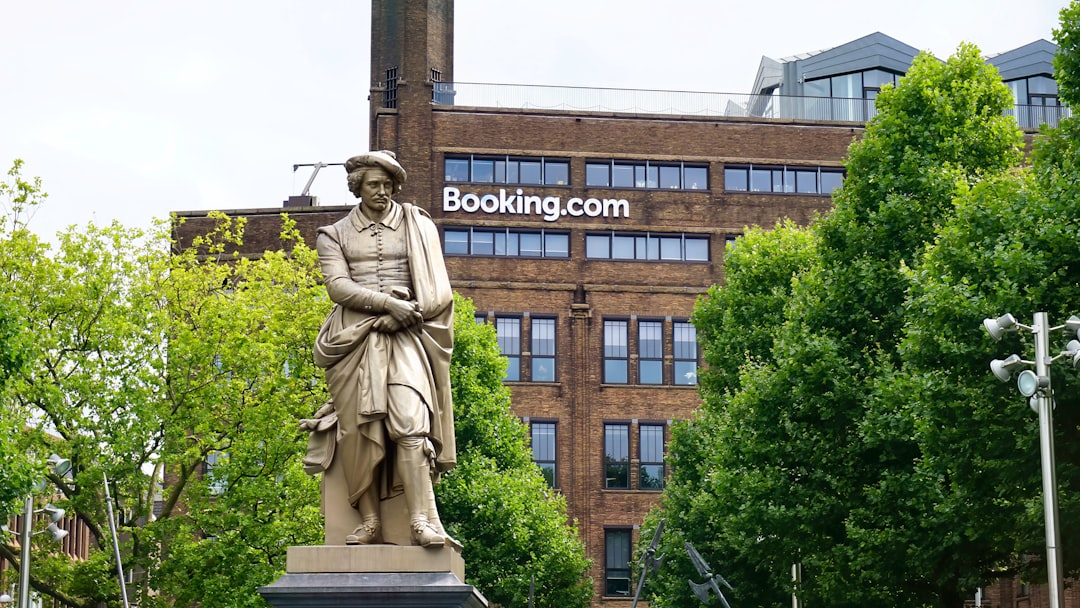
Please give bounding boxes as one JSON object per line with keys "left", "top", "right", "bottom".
{"left": 1, "top": 0, "right": 1069, "bottom": 243}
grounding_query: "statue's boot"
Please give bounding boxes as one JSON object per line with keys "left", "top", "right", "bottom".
{"left": 345, "top": 488, "right": 382, "bottom": 545}
{"left": 399, "top": 439, "right": 446, "bottom": 548}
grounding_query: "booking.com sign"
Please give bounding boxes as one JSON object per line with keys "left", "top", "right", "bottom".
{"left": 443, "top": 186, "right": 629, "bottom": 222}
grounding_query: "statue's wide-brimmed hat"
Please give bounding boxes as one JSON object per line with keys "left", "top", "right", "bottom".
{"left": 344, "top": 150, "right": 407, "bottom": 188}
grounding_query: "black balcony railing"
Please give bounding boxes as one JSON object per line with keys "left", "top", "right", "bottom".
{"left": 432, "top": 82, "right": 1071, "bottom": 130}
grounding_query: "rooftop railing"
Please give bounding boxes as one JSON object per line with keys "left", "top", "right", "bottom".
{"left": 432, "top": 82, "right": 1071, "bottom": 130}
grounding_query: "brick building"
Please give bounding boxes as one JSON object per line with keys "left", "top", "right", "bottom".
{"left": 174, "top": 1, "right": 1067, "bottom": 605}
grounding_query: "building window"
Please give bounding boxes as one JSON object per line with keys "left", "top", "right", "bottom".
{"left": 603, "top": 320, "right": 629, "bottom": 384}
{"left": 586, "top": 231, "right": 709, "bottom": 262}
{"left": 638, "top": 320, "right": 663, "bottom": 384}
{"left": 604, "top": 423, "right": 630, "bottom": 489}
{"left": 443, "top": 227, "right": 569, "bottom": 258}
{"left": 639, "top": 424, "right": 665, "bottom": 490}
{"left": 383, "top": 66, "right": 399, "bottom": 109}
{"left": 496, "top": 317, "right": 521, "bottom": 381}
{"left": 724, "top": 164, "right": 843, "bottom": 195}
{"left": 205, "top": 451, "right": 228, "bottom": 495}
{"left": 531, "top": 421, "right": 557, "bottom": 487}
{"left": 1006, "top": 75, "right": 1064, "bottom": 129}
{"left": 673, "top": 321, "right": 698, "bottom": 385}
{"left": 605, "top": 529, "right": 633, "bottom": 597}
{"left": 444, "top": 155, "right": 570, "bottom": 186}
{"left": 531, "top": 317, "right": 556, "bottom": 382}
{"left": 585, "top": 159, "right": 708, "bottom": 190}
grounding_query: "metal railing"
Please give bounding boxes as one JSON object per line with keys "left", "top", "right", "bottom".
{"left": 432, "top": 82, "right": 1071, "bottom": 129}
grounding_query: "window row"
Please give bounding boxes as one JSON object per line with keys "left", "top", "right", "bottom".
{"left": 724, "top": 164, "right": 844, "bottom": 195}
{"left": 445, "top": 155, "right": 570, "bottom": 186}
{"left": 527, "top": 420, "right": 667, "bottom": 492}
{"left": 480, "top": 315, "right": 699, "bottom": 386}
{"left": 444, "top": 227, "right": 569, "bottom": 258}
{"left": 586, "top": 160, "right": 707, "bottom": 190}
{"left": 586, "top": 231, "right": 709, "bottom": 262}
{"left": 477, "top": 314, "right": 557, "bottom": 382}
{"left": 604, "top": 319, "right": 698, "bottom": 385}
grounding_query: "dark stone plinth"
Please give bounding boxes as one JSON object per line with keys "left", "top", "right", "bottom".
{"left": 259, "top": 571, "right": 488, "bottom": 608}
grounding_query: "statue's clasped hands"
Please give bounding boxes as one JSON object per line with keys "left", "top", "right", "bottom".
{"left": 373, "top": 290, "right": 423, "bottom": 333}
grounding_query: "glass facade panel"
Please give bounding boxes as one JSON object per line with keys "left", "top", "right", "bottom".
{"left": 674, "top": 321, "right": 698, "bottom": 385}
{"left": 612, "top": 163, "right": 635, "bottom": 188}
{"left": 531, "top": 422, "right": 557, "bottom": 487}
{"left": 612, "top": 235, "right": 635, "bottom": 259}
{"left": 586, "top": 163, "right": 610, "bottom": 187}
{"left": 645, "top": 165, "right": 658, "bottom": 188}
{"left": 586, "top": 234, "right": 610, "bottom": 258}
{"left": 445, "top": 158, "right": 469, "bottom": 182}
{"left": 444, "top": 229, "right": 468, "bottom": 254}
{"left": 604, "top": 320, "right": 628, "bottom": 384}
{"left": 796, "top": 169, "right": 818, "bottom": 193}
{"left": 639, "top": 424, "right": 665, "bottom": 490}
{"left": 724, "top": 167, "right": 748, "bottom": 191}
{"left": 751, "top": 167, "right": 772, "bottom": 192}
{"left": 604, "top": 424, "right": 629, "bottom": 489}
{"left": 545, "top": 233, "right": 569, "bottom": 257}
{"left": 531, "top": 318, "right": 556, "bottom": 382}
{"left": 520, "top": 233, "right": 543, "bottom": 257}
{"left": 519, "top": 160, "right": 542, "bottom": 184}
{"left": 472, "top": 159, "right": 495, "bottom": 183}
{"left": 496, "top": 317, "right": 521, "bottom": 382}
{"left": 471, "top": 231, "right": 494, "bottom": 255}
{"left": 659, "top": 236, "right": 682, "bottom": 260}
{"left": 639, "top": 320, "right": 663, "bottom": 385}
{"left": 684, "top": 166, "right": 707, "bottom": 189}
{"left": 684, "top": 237, "right": 709, "bottom": 261}
{"left": 820, "top": 170, "right": 844, "bottom": 194}
{"left": 605, "top": 529, "right": 633, "bottom": 596}
{"left": 545, "top": 161, "right": 569, "bottom": 185}
{"left": 659, "top": 165, "right": 681, "bottom": 189}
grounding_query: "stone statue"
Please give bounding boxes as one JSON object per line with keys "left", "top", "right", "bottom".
{"left": 301, "top": 150, "right": 457, "bottom": 548}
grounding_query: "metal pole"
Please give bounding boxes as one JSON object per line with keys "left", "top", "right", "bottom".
{"left": 1033, "top": 312, "right": 1064, "bottom": 608}
{"left": 102, "top": 473, "right": 131, "bottom": 608}
{"left": 17, "top": 495, "right": 31, "bottom": 608}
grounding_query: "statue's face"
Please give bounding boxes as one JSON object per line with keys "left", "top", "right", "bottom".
{"left": 358, "top": 167, "right": 395, "bottom": 216}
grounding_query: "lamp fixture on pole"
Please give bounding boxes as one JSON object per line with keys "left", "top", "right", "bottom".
{"left": 984, "top": 312, "right": 1080, "bottom": 608}
{"left": 15, "top": 455, "right": 72, "bottom": 608}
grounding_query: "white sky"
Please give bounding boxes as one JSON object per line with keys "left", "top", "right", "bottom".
{"left": 1, "top": 0, "right": 1068, "bottom": 243}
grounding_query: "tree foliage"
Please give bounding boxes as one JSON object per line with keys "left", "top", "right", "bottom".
{"left": 0, "top": 167, "right": 590, "bottom": 607}
{"left": 440, "top": 294, "right": 593, "bottom": 608}
{"left": 647, "top": 40, "right": 1048, "bottom": 608}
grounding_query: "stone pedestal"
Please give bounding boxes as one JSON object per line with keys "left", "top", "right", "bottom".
{"left": 259, "top": 545, "right": 487, "bottom": 608}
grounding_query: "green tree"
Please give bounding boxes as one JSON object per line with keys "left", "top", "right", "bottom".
{"left": 0, "top": 169, "right": 590, "bottom": 607}
{"left": 649, "top": 43, "right": 1026, "bottom": 608}
{"left": 439, "top": 293, "right": 593, "bottom": 608}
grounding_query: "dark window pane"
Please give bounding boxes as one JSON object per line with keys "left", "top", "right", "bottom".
{"left": 612, "top": 163, "right": 635, "bottom": 188}
{"left": 472, "top": 159, "right": 495, "bottom": 183}
{"left": 445, "top": 158, "right": 469, "bottom": 182}
{"left": 444, "top": 229, "right": 468, "bottom": 254}
{"left": 520, "top": 233, "right": 542, "bottom": 256}
{"left": 820, "top": 171, "right": 844, "bottom": 194}
{"left": 660, "top": 237, "right": 682, "bottom": 260}
{"left": 612, "top": 235, "right": 635, "bottom": 259}
{"left": 751, "top": 168, "right": 772, "bottom": 192}
{"left": 545, "top": 161, "right": 569, "bottom": 185}
{"left": 724, "top": 167, "right": 748, "bottom": 191}
{"left": 605, "top": 529, "right": 632, "bottom": 596}
{"left": 471, "top": 230, "right": 494, "bottom": 255}
{"left": 532, "top": 358, "right": 555, "bottom": 382}
{"left": 639, "top": 360, "right": 662, "bottom": 384}
{"left": 639, "top": 464, "right": 665, "bottom": 489}
{"left": 685, "top": 237, "right": 709, "bottom": 261}
{"left": 659, "top": 165, "right": 681, "bottom": 189}
{"left": 684, "top": 166, "right": 707, "bottom": 189}
{"left": 544, "top": 233, "right": 569, "bottom": 257}
{"left": 520, "top": 160, "right": 542, "bottom": 184}
{"left": 586, "top": 163, "right": 610, "bottom": 187}
{"left": 586, "top": 234, "right": 610, "bottom": 258}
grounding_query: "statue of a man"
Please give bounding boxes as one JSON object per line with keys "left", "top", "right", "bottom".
{"left": 302, "top": 150, "right": 456, "bottom": 548}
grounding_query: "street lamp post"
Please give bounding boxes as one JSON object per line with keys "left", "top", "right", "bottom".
{"left": 11, "top": 455, "right": 71, "bottom": 608}
{"left": 983, "top": 312, "right": 1080, "bottom": 608}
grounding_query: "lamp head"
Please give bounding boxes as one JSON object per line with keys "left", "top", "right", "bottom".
{"left": 47, "top": 454, "right": 72, "bottom": 477}
{"left": 1067, "top": 339, "right": 1080, "bottom": 368}
{"left": 0, "top": 592, "right": 12, "bottom": 604}
{"left": 983, "top": 313, "right": 1017, "bottom": 341}
{"left": 1017, "top": 370, "right": 1049, "bottom": 397}
{"left": 990, "top": 354, "right": 1024, "bottom": 382}
{"left": 42, "top": 504, "right": 65, "bottom": 523}
{"left": 45, "top": 522, "right": 68, "bottom": 543}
